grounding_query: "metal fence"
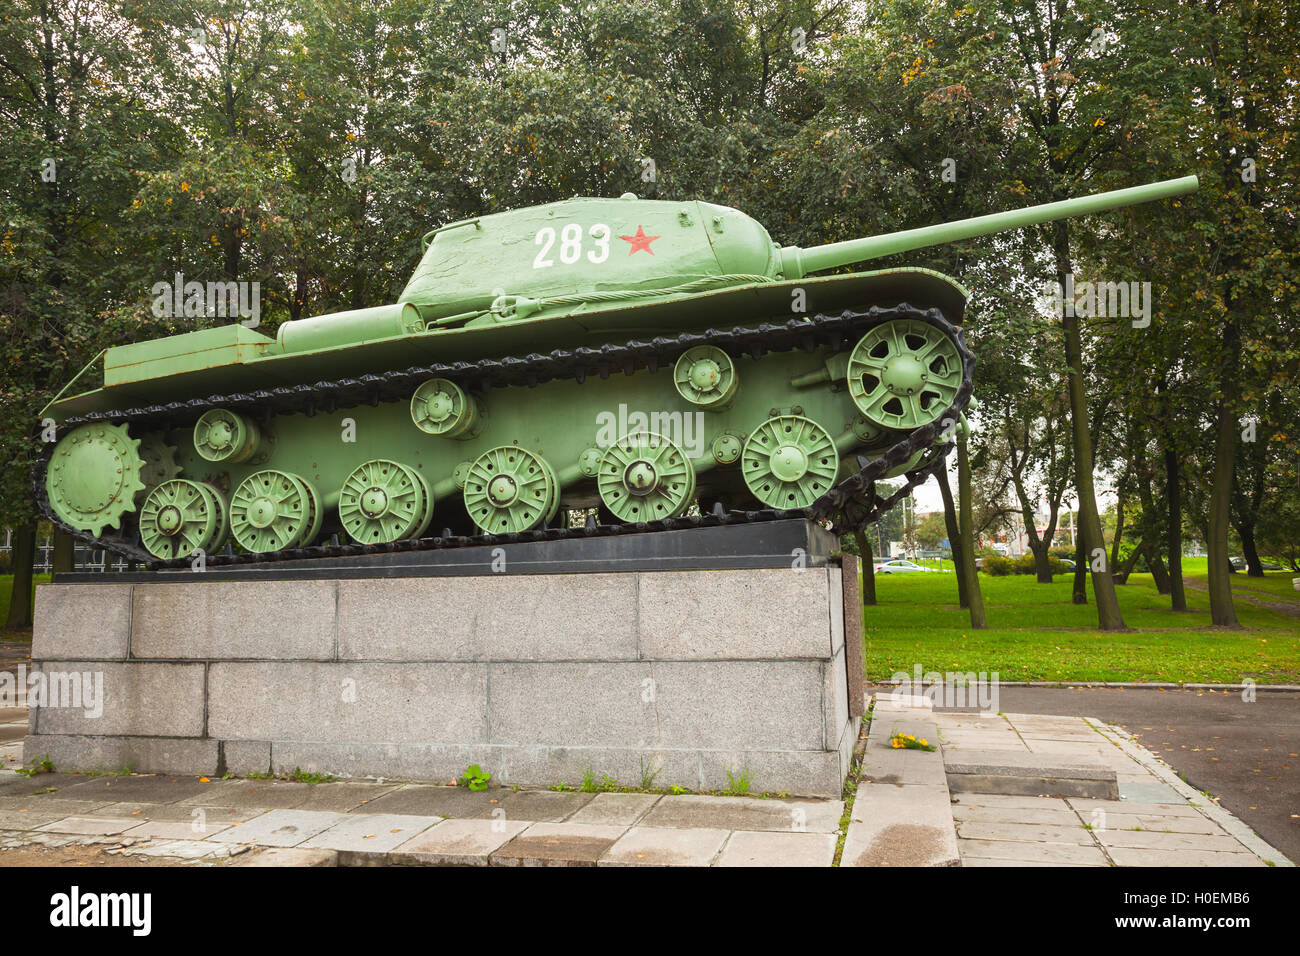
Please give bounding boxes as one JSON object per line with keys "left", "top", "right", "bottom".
{"left": 1, "top": 527, "right": 133, "bottom": 573}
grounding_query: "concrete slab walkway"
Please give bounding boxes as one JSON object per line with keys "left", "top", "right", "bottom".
{"left": 0, "top": 692, "right": 1291, "bottom": 867}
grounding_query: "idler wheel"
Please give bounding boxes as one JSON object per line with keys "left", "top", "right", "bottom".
{"left": 597, "top": 432, "right": 696, "bottom": 522}
{"left": 847, "top": 319, "right": 963, "bottom": 430}
{"left": 742, "top": 415, "right": 839, "bottom": 509}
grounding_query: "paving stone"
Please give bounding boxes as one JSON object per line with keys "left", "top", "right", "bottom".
{"left": 639, "top": 794, "right": 842, "bottom": 833}
{"left": 209, "top": 809, "right": 346, "bottom": 847}
{"left": 284, "top": 782, "right": 404, "bottom": 813}
{"left": 491, "top": 789, "right": 594, "bottom": 822}
{"left": 955, "top": 821, "right": 1093, "bottom": 845}
{"left": 1094, "top": 813, "right": 1221, "bottom": 835}
{"left": 1104, "top": 846, "right": 1266, "bottom": 867}
{"left": 860, "top": 742, "right": 948, "bottom": 787}
{"left": 350, "top": 784, "right": 510, "bottom": 819}
{"left": 0, "top": 810, "right": 64, "bottom": 830}
{"left": 1067, "top": 798, "right": 1202, "bottom": 817}
{"left": 1117, "top": 780, "right": 1186, "bottom": 804}
{"left": 490, "top": 822, "right": 627, "bottom": 867}
{"left": 301, "top": 813, "right": 441, "bottom": 853}
{"left": 949, "top": 793, "right": 1072, "bottom": 811}
{"left": 230, "top": 846, "right": 338, "bottom": 867}
{"left": 388, "top": 819, "right": 532, "bottom": 866}
{"left": 1094, "top": 828, "right": 1245, "bottom": 852}
{"left": 962, "top": 855, "right": 1105, "bottom": 867}
{"left": 0, "top": 796, "right": 117, "bottom": 815}
{"left": 714, "top": 830, "right": 836, "bottom": 867}
{"left": 0, "top": 772, "right": 96, "bottom": 797}
{"left": 841, "top": 783, "right": 958, "bottom": 867}
{"left": 121, "top": 819, "right": 233, "bottom": 841}
{"left": 178, "top": 780, "right": 313, "bottom": 810}
{"left": 957, "top": 838, "right": 1109, "bottom": 865}
{"left": 54, "top": 774, "right": 216, "bottom": 803}
{"left": 36, "top": 816, "right": 137, "bottom": 836}
{"left": 944, "top": 748, "right": 1118, "bottom": 801}
{"left": 565, "top": 792, "right": 660, "bottom": 826}
{"left": 950, "top": 803, "right": 1080, "bottom": 826}
{"left": 118, "top": 840, "right": 234, "bottom": 861}
{"left": 99, "top": 802, "right": 264, "bottom": 824}
{"left": 600, "top": 826, "right": 729, "bottom": 866}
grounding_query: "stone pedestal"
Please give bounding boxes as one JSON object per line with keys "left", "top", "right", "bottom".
{"left": 25, "top": 553, "right": 862, "bottom": 796}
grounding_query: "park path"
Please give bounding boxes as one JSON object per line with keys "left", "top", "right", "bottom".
{"left": 1183, "top": 579, "right": 1300, "bottom": 617}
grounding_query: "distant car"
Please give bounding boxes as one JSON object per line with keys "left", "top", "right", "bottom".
{"left": 1229, "top": 556, "right": 1284, "bottom": 571}
{"left": 874, "top": 559, "right": 937, "bottom": 574}
{"left": 1059, "top": 558, "right": 1076, "bottom": 571}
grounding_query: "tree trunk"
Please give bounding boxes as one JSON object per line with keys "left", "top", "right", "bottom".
{"left": 956, "top": 434, "right": 985, "bottom": 629}
{"left": 1072, "top": 527, "right": 1088, "bottom": 604}
{"left": 1206, "top": 328, "right": 1241, "bottom": 627}
{"left": 1056, "top": 228, "right": 1125, "bottom": 629}
{"left": 1165, "top": 448, "right": 1187, "bottom": 611}
{"left": 52, "top": 529, "right": 74, "bottom": 575}
{"left": 1031, "top": 541, "right": 1053, "bottom": 584}
{"left": 936, "top": 464, "right": 968, "bottom": 608}
{"left": 1114, "top": 538, "right": 1148, "bottom": 584}
{"left": 1239, "top": 523, "right": 1264, "bottom": 577}
{"left": 4, "top": 525, "right": 37, "bottom": 629}
{"left": 1110, "top": 486, "right": 1126, "bottom": 576}
{"left": 854, "top": 530, "right": 876, "bottom": 606}
{"left": 1147, "top": 544, "right": 1172, "bottom": 594}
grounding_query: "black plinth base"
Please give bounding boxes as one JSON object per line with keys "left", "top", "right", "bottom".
{"left": 55, "top": 518, "right": 842, "bottom": 582}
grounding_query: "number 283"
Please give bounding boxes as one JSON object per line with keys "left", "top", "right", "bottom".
{"left": 533, "top": 223, "right": 610, "bottom": 268}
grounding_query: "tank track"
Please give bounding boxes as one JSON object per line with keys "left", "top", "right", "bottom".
{"left": 34, "top": 302, "right": 973, "bottom": 569}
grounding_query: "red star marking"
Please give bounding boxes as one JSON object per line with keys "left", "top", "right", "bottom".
{"left": 619, "top": 225, "right": 661, "bottom": 255}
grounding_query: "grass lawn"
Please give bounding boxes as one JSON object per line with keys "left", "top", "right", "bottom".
{"left": 862, "top": 558, "right": 1300, "bottom": 684}
{"left": 0, "top": 573, "right": 50, "bottom": 640}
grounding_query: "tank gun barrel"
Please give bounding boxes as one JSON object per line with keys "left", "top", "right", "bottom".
{"left": 779, "top": 175, "right": 1199, "bottom": 279}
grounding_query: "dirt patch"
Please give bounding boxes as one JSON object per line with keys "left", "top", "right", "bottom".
{"left": 847, "top": 822, "right": 955, "bottom": 867}
{"left": 0, "top": 843, "right": 182, "bottom": 867}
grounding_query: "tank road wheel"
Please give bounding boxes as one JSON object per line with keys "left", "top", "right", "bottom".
{"left": 463, "top": 446, "right": 558, "bottom": 534}
{"left": 229, "top": 469, "right": 319, "bottom": 553}
{"left": 338, "top": 459, "right": 432, "bottom": 544}
{"left": 673, "top": 346, "right": 739, "bottom": 409}
{"left": 847, "top": 319, "right": 963, "bottom": 430}
{"left": 45, "top": 423, "right": 146, "bottom": 537}
{"left": 193, "top": 408, "right": 263, "bottom": 463}
{"left": 597, "top": 432, "right": 697, "bottom": 522}
{"left": 139, "top": 479, "right": 227, "bottom": 560}
{"left": 410, "top": 378, "right": 480, "bottom": 439}
{"left": 742, "top": 415, "right": 839, "bottom": 510}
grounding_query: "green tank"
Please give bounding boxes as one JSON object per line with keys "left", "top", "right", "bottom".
{"left": 38, "top": 175, "right": 1198, "bottom": 564}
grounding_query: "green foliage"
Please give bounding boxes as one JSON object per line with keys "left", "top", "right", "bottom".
{"left": 981, "top": 555, "right": 1013, "bottom": 576}
{"left": 288, "top": 767, "right": 335, "bottom": 785}
{"left": 16, "top": 753, "right": 54, "bottom": 777}
{"left": 459, "top": 763, "right": 491, "bottom": 791}
{"left": 724, "top": 766, "right": 753, "bottom": 796}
